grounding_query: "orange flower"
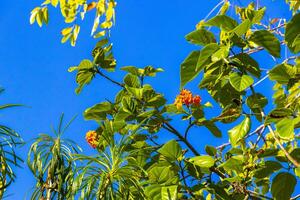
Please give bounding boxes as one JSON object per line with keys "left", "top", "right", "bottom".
{"left": 193, "top": 95, "right": 201, "bottom": 105}
{"left": 85, "top": 130, "right": 99, "bottom": 148}
{"left": 174, "top": 89, "right": 201, "bottom": 109}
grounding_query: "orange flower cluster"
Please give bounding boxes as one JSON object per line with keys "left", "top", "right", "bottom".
{"left": 174, "top": 89, "right": 201, "bottom": 109}
{"left": 85, "top": 130, "right": 99, "bottom": 148}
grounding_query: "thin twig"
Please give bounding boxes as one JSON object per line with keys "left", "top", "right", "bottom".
{"left": 95, "top": 68, "right": 124, "bottom": 88}
{"left": 163, "top": 122, "right": 200, "bottom": 156}
{"left": 248, "top": 190, "right": 273, "bottom": 200}
{"left": 204, "top": 0, "right": 225, "bottom": 21}
{"left": 284, "top": 56, "right": 297, "bottom": 63}
{"left": 184, "top": 123, "right": 194, "bottom": 139}
{"left": 291, "top": 194, "right": 300, "bottom": 200}
{"left": 249, "top": 86, "right": 300, "bottom": 168}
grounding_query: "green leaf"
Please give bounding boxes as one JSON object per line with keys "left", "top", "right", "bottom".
{"left": 158, "top": 140, "right": 182, "bottom": 161}
{"left": 180, "top": 51, "right": 200, "bottom": 88}
{"left": 246, "top": 93, "right": 268, "bottom": 109}
{"left": 229, "top": 72, "right": 254, "bottom": 92}
{"left": 73, "top": 60, "right": 95, "bottom": 94}
{"left": 285, "top": 13, "right": 300, "bottom": 53}
{"left": 249, "top": 30, "right": 281, "bottom": 57}
{"left": 253, "top": 161, "right": 282, "bottom": 179}
{"left": 161, "top": 185, "right": 178, "bottom": 200}
{"left": 291, "top": 34, "right": 300, "bottom": 53}
{"left": 123, "top": 74, "right": 140, "bottom": 88}
{"left": 228, "top": 116, "right": 251, "bottom": 147}
{"left": 269, "top": 64, "right": 296, "bottom": 84}
{"left": 125, "top": 86, "right": 144, "bottom": 100}
{"left": 246, "top": 93, "right": 268, "bottom": 122}
{"left": 252, "top": 7, "right": 266, "bottom": 24}
{"left": 196, "top": 43, "right": 219, "bottom": 70}
{"left": 78, "top": 59, "right": 93, "bottom": 69}
{"left": 205, "top": 145, "right": 217, "bottom": 156}
{"left": 276, "top": 118, "right": 295, "bottom": 140}
{"left": 75, "top": 69, "right": 95, "bottom": 94}
{"left": 185, "top": 28, "right": 216, "bottom": 46}
{"left": 219, "top": 156, "right": 243, "bottom": 173}
{"left": 232, "top": 19, "right": 251, "bottom": 37}
{"left": 202, "top": 121, "right": 222, "bottom": 138}
{"left": 121, "top": 66, "right": 140, "bottom": 75}
{"left": 211, "top": 44, "right": 230, "bottom": 62}
{"left": 42, "top": 7, "right": 49, "bottom": 24}
{"left": 205, "top": 15, "right": 238, "bottom": 31}
{"left": 291, "top": 148, "right": 300, "bottom": 163}
{"left": 189, "top": 155, "right": 215, "bottom": 168}
{"left": 84, "top": 102, "right": 113, "bottom": 121}
{"left": 36, "top": 10, "right": 43, "bottom": 27}
{"left": 271, "top": 172, "right": 296, "bottom": 200}
{"left": 232, "top": 53, "right": 261, "bottom": 78}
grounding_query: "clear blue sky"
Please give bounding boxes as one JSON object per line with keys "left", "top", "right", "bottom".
{"left": 0, "top": 0, "right": 298, "bottom": 199}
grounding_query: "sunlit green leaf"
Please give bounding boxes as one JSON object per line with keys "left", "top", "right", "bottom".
{"left": 249, "top": 30, "right": 281, "bottom": 57}
{"left": 229, "top": 72, "right": 254, "bottom": 92}
{"left": 228, "top": 116, "right": 251, "bottom": 147}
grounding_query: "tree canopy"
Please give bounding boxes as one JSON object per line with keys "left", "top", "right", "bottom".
{"left": 0, "top": 0, "right": 300, "bottom": 199}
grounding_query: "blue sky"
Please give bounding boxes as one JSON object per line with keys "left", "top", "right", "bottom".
{"left": 0, "top": 0, "right": 298, "bottom": 199}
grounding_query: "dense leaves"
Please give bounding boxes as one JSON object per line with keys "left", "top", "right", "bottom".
{"left": 24, "top": 0, "right": 300, "bottom": 199}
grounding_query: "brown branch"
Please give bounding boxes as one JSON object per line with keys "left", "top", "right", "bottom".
{"left": 162, "top": 121, "right": 227, "bottom": 179}
{"left": 95, "top": 68, "right": 124, "bottom": 88}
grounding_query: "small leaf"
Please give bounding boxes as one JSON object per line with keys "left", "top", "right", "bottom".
{"left": 275, "top": 118, "right": 294, "bottom": 140}
{"left": 229, "top": 72, "right": 254, "bottom": 92}
{"left": 158, "top": 140, "right": 182, "bottom": 161}
{"left": 205, "top": 15, "right": 238, "bottom": 31}
{"left": 232, "top": 19, "right": 251, "bottom": 37}
{"left": 161, "top": 185, "right": 178, "bottom": 200}
{"left": 189, "top": 155, "right": 215, "bottom": 168}
{"left": 269, "top": 64, "right": 296, "bottom": 84}
{"left": 219, "top": 156, "right": 243, "bottom": 173}
{"left": 232, "top": 53, "right": 261, "bottom": 78}
{"left": 42, "top": 7, "right": 49, "bottom": 24}
{"left": 228, "top": 116, "right": 251, "bottom": 147}
{"left": 36, "top": 10, "right": 43, "bottom": 27}
{"left": 84, "top": 102, "right": 113, "bottom": 121}
{"left": 185, "top": 28, "right": 216, "bottom": 46}
{"left": 61, "top": 27, "right": 73, "bottom": 36}
{"left": 246, "top": 93, "right": 268, "bottom": 109}
{"left": 202, "top": 121, "right": 222, "bottom": 138}
{"left": 205, "top": 145, "right": 217, "bottom": 156}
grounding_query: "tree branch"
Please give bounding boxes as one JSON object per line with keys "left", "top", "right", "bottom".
{"left": 162, "top": 121, "right": 227, "bottom": 179}
{"left": 95, "top": 68, "right": 124, "bottom": 88}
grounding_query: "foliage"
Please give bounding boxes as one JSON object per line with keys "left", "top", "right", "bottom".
{"left": 0, "top": 88, "right": 23, "bottom": 199}
{"left": 30, "top": 0, "right": 116, "bottom": 46}
{"left": 25, "top": 0, "right": 300, "bottom": 199}
{"left": 27, "top": 114, "right": 81, "bottom": 199}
